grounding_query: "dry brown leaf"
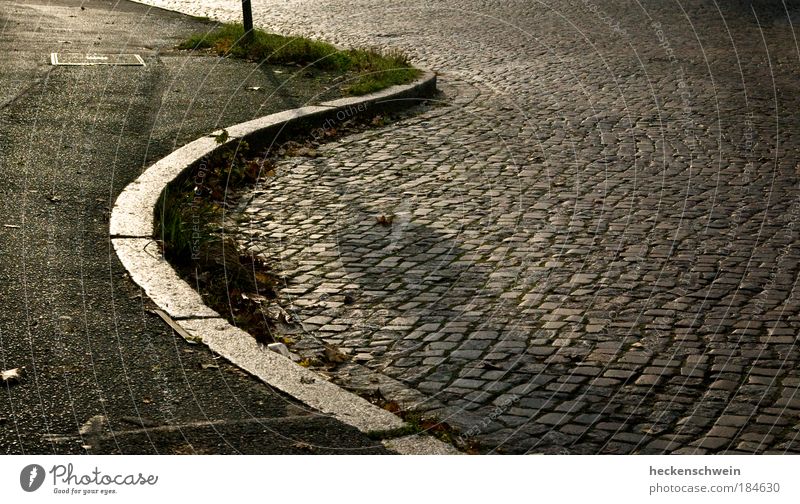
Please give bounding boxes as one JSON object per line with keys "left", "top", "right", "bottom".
{"left": 1, "top": 367, "right": 25, "bottom": 384}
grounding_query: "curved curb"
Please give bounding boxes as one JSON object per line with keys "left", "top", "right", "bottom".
{"left": 110, "top": 71, "right": 458, "bottom": 453}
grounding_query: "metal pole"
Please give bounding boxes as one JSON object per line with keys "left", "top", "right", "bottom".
{"left": 242, "top": 0, "right": 254, "bottom": 44}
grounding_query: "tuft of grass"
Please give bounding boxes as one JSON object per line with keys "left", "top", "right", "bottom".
{"left": 156, "top": 185, "right": 219, "bottom": 266}
{"left": 178, "top": 23, "right": 420, "bottom": 95}
{"left": 154, "top": 139, "right": 283, "bottom": 345}
{"left": 155, "top": 138, "right": 258, "bottom": 266}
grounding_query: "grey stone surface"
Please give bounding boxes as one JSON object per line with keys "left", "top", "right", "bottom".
{"left": 110, "top": 68, "right": 435, "bottom": 439}
{"left": 179, "top": 318, "right": 405, "bottom": 433}
{"left": 226, "top": 105, "right": 334, "bottom": 140}
{"left": 110, "top": 136, "right": 221, "bottom": 237}
{"left": 112, "top": 238, "right": 219, "bottom": 318}
{"left": 141, "top": 0, "right": 800, "bottom": 454}
{"left": 0, "top": 0, "right": 394, "bottom": 455}
{"left": 383, "top": 434, "right": 462, "bottom": 455}
{"left": 320, "top": 72, "right": 437, "bottom": 110}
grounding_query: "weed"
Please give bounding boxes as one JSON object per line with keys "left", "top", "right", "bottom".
{"left": 178, "top": 23, "right": 420, "bottom": 95}
{"left": 154, "top": 137, "right": 280, "bottom": 344}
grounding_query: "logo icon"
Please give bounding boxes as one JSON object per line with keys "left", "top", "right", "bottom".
{"left": 20, "top": 464, "right": 45, "bottom": 492}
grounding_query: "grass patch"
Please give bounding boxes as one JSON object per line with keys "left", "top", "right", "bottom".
{"left": 178, "top": 23, "right": 420, "bottom": 95}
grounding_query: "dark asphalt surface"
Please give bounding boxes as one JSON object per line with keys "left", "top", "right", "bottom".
{"left": 0, "top": 0, "right": 390, "bottom": 454}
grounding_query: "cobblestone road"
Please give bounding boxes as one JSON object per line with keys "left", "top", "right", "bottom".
{"left": 141, "top": 0, "right": 800, "bottom": 453}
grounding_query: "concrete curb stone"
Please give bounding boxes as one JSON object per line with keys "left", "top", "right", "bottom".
{"left": 110, "top": 70, "right": 459, "bottom": 454}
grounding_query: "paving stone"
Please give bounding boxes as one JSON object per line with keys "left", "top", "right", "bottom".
{"left": 157, "top": 0, "right": 800, "bottom": 454}
{"left": 537, "top": 412, "right": 571, "bottom": 426}
{"left": 707, "top": 425, "right": 741, "bottom": 439}
{"left": 450, "top": 378, "right": 485, "bottom": 389}
{"left": 318, "top": 324, "right": 349, "bottom": 332}
{"left": 715, "top": 415, "right": 750, "bottom": 428}
{"left": 645, "top": 439, "right": 685, "bottom": 452}
{"left": 635, "top": 375, "right": 665, "bottom": 387}
{"left": 691, "top": 437, "right": 732, "bottom": 451}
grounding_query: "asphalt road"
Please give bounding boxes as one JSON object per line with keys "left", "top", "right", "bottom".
{"left": 0, "top": 0, "right": 390, "bottom": 454}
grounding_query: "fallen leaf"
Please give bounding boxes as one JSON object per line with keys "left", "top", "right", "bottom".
{"left": 383, "top": 401, "right": 401, "bottom": 413}
{"left": 78, "top": 415, "right": 107, "bottom": 436}
{"left": 200, "top": 363, "right": 220, "bottom": 370}
{"left": 211, "top": 129, "right": 229, "bottom": 144}
{"left": 479, "top": 361, "right": 503, "bottom": 371}
{"left": 322, "top": 344, "right": 350, "bottom": 364}
{"left": 293, "top": 441, "right": 314, "bottom": 452}
{"left": 263, "top": 303, "right": 292, "bottom": 323}
{"left": 267, "top": 342, "right": 292, "bottom": 359}
{"left": 242, "top": 292, "right": 267, "bottom": 303}
{"left": 1, "top": 367, "right": 25, "bottom": 384}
